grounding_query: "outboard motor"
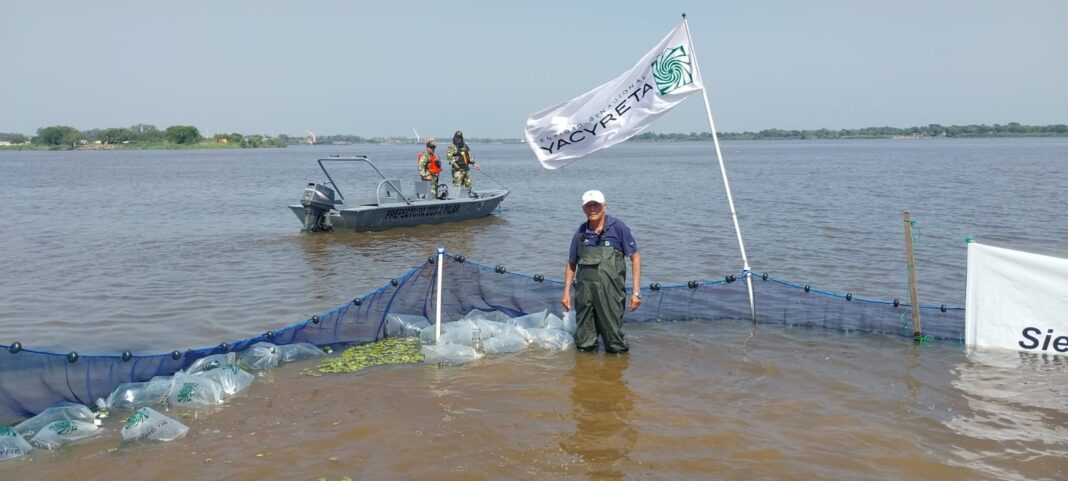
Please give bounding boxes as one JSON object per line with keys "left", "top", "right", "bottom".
{"left": 300, "top": 182, "right": 335, "bottom": 232}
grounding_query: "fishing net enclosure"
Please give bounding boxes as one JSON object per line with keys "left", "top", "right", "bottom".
{"left": 0, "top": 252, "right": 963, "bottom": 423}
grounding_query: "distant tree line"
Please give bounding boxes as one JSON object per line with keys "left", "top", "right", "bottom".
{"left": 0, "top": 132, "right": 29, "bottom": 144}
{"left": 0, "top": 126, "right": 418, "bottom": 149}
{"left": 0, "top": 124, "right": 286, "bottom": 149}
{"left": 301, "top": 134, "right": 440, "bottom": 145}
{"left": 632, "top": 122, "right": 1068, "bottom": 141}
{"left": 5, "top": 122, "right": 1064, "bottom": 148}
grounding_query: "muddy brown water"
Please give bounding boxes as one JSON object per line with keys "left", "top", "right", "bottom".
{"left": 1, "top": 139, "right": 1065, "bottom": 479}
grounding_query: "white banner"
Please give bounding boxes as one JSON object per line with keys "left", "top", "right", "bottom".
{"left": 524, "top": 21, "right": 704, "bottom": 169}
{"left": 965, "top": 242, "right": 1068, "bottom": 355}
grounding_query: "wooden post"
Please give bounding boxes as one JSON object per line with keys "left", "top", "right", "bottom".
{"left": 903, "top": 211, "right": 923, "bottom": 338}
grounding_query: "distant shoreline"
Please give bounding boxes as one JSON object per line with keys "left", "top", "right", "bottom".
{"left": 5, "top": 134, "right": 1067, "bottom": 151}
{"left": 630, "top": 124, "right": 1067, "bottom": 142}
{"left": 2, "top": 122, "right": 1065, "bottom": 150}
{"left": 0, "top": 141, "right": 279, "bottom": 151}
{"left": 634, "top": 133, "right": 1068, "bottom": 142}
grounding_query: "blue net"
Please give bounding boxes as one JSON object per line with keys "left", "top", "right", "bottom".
{"left": 0, "top": 252, "right": 963, "bottom": 423}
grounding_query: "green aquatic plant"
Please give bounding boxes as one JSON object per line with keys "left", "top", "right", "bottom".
{"left": 317, "top": 337, "right": 423, "bottom": 374}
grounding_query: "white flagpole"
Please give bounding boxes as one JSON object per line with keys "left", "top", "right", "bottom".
{"left": 683, "top": 14, "right": 757, "bottom": 321}
{"left": 435, "top": 247, "right": 444, "bottom": 342}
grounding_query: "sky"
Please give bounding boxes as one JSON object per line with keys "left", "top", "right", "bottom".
{"left": 2, "top": 0, "right": 1066, "bottom": 138}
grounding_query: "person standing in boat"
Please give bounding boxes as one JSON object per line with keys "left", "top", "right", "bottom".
{"left": 447, "top": 130, "right": 479, "bottom": 192}
{"left": 561, "top": 190, "right": 641, "bottom": 354}
{"left": 418, "top": 138, "right": 442, "bottom": 199}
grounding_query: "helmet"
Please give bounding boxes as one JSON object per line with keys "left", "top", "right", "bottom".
{"left": 454, "top": 130, "right": 463, "bottom": 138}
{"left": 425, "top": 138, "right": 436, "bottom": 148}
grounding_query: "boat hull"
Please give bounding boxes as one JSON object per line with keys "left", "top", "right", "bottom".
{"left": 289, "top": 189, "right": 508, "bottom": 232}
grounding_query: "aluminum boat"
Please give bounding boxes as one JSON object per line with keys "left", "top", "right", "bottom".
{"left": 289, "top": 156, "right": 508, "bottom": 232}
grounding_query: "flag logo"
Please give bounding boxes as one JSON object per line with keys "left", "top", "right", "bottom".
{"left": 652, "top": 45, "right": 693, "bottom": 95}
{"left": 176, "top": 382, "right": 198, "bottom": 403}
{"left": 125, "top": 408, "right": 149, "bottom": 429}
{"left": 48, "top": 421, "right": 76, "bottom": 435}
{"left": 524, "top": 21, "right": 703, "bottom": 168}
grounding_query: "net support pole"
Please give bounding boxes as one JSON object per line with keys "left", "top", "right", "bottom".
{"left": 684, "top": 15, "right": 756, "bottom": 321}
{"left": 435, "top": 247, "right": 444, "bottom": 342}
{"left": 902, "top": 211, "right": 923, "bottom": 337}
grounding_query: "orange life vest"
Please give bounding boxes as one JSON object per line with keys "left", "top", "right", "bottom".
{"left": 422, "top": 151, "right": 441, "bottom": 174}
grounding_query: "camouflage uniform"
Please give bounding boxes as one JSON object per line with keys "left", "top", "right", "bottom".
{"left": 447, "top": 131, "right": 476, "bottom": 190}
{"left": 417, "top": 146, "right": 440, "bottom": 199}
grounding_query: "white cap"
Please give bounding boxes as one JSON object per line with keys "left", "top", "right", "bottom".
{"left": 581, "top": 189, "right": 605, "bottom": 205}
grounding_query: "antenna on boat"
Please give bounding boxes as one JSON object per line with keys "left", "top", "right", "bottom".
{"left": 475, "top": 168, "right": 508, "bottom": 191}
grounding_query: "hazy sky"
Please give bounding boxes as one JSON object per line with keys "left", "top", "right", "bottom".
{"left": 2, "top": 0, "right": 1066, "bottom": 138}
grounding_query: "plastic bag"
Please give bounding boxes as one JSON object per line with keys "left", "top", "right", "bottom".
{"left": 187, "top": 352, "right": 238, "bottom": 374}
{"left": 419, "top": 324, "right": 439, "bottom": 344}
{"left": 483, "top": 334, "right": 529, "bottom": 354}
{"left": 182, "top": 351, "right": 253, "bottom": 396}
{"left": 14, "top": 402, "right": 95, "bottom": 437}
{"left": 279, "top": 343, "right": 325, "bottom": 363}
{"left": 0, "top": 425, "right": 33, "bottom": 462}
{"left": 561, "top": 311, "right": 577, "bottom": 334}
{"left": 29, "top": 420, "right": 102, "bottom": 450}
{"left": 460, "top": 309, "right": 512, "bottom": 324}
{"left": 544, "top": 312, "right": 564, "bottom": 331}
{"left": 472, "top": 318, "right": 512, "bottom": 339}
{"left": 508, "top": 310, "right": 549, "bottom": 329}
{"left": 421, "top": 344, "right": 483, "bottom": 365}
{"left": 385, "top": 313, "right": 432, "bottom": 338}
{"left": 543, "top": 312, "right": 577, "bottom": 334}
{"left": 198, "top": 364, "right": 254, "bottom": 397}
{"left": 165, "top": 372, "right": 225, "bottom": 408}
{"left": 239, "top": 342, "right": 324, "bottom": 370}
{"left": 121, "top": 407, "right": 189, "bottom": 443}
{"left": 436, "top": 320, "right": 482, "bottom": 347}
{"left": 526, "top": 328, "right": 575, "bottom": 351}
{"left": 239, "top": 342, "right": 282, "bottom": 370}
{"left": 104, "top": 377, "right": 173, "bottom": 410}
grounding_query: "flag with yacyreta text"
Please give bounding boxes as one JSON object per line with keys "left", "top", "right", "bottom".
{"left": 524, "top": 21, "right": 704, "bottom": 169}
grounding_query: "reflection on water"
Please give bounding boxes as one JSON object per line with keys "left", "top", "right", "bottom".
{"left": 561, "top": 353, "right": 636, "bottom": 480}
{"left": 945, "top": 349, "right": 1068, "bottom": 480}
{"left": 297, "top": 214, "right": 507, "bottom": 266}
{"left": 293, "top": 215, "right": 509, "bottom": 305}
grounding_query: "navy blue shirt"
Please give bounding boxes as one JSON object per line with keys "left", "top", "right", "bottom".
{"left": 568, "top": 215, "right": 639, "bottom": 264}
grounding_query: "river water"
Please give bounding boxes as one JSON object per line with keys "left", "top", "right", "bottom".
{"left": 0, "top": 139, "right": 1065, "bottom": 479}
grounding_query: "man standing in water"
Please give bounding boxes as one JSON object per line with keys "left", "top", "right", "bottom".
{"left": 561, "top": 190, "right": 641, "bottom": 353}
{"left": 447, "top": 130, "right": 479, "bottom": 193}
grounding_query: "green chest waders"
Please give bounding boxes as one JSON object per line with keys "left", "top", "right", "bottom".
{"left": 574, "top": 241, "right": 629, "bottom": 353}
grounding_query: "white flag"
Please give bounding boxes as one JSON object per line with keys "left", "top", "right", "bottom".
{"left": 524, "top": 21, "right": 704, "bottom": 169}
{"left": 965, "top": 243, "right": 1068, "bottom": 353}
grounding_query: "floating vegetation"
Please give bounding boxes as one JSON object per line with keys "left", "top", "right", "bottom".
{"left": 317, "top": 337, "right": 423, "bottom": 374}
